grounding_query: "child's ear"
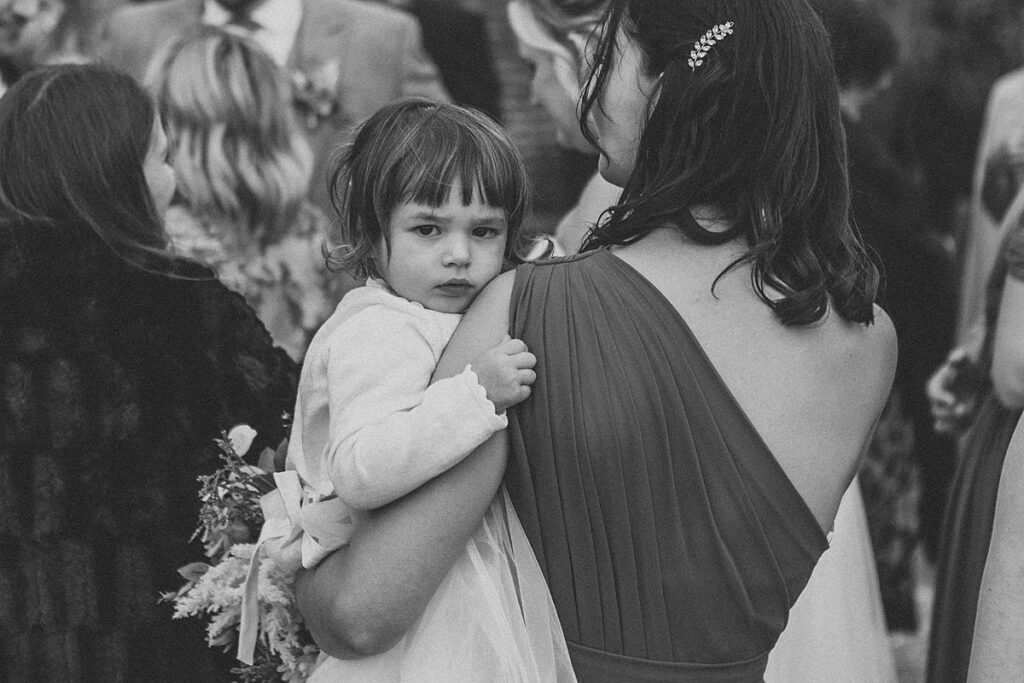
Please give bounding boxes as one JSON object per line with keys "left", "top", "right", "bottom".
{"left": 366, "top": 245, "right": 388, "bottom": 280}
{"left": 370, "top": 239, "right": 387, "bottom": 267}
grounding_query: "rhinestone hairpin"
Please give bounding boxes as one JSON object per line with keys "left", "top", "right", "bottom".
{"left": 687, "top": 21, "right": 735, "bottom": 71}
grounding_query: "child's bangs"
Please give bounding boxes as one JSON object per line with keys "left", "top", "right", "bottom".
{"left": 391, "top": 115, "right": 527, "bottom": 221}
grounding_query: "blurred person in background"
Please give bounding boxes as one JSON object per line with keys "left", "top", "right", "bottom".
{"left": 99, "top": 0, "right": 450, "bottom": 216}
{"left": 922, "top": 22, "right": 1024, "bottom": 667}
{"left": 818, "top": 0, "right": 930, "bottom": 635}
{"left": 967, "top": 403, "right": 1024, "bottom": 679}
{"left": 0, "top": 0, "right": 103, "bottom": 90}
{"left": 507, "top": 0, "right": 614, "bottom": 255}
{"left": 928, "top": 39, "right": 1024, "bottom": 439}
{"left": 926, "top": 163, "right": 1024, "bottom": 682}
{"left": 149, "top": 27, "right": 338, "bottom": 361}
{"left": 371, "top": 0, "right": 503, "bottom": 123}
{"left": 966, "top": 411, "right": 1024, "bottom": 679}
{"left": 0, "top": 0, "right": 63, "bottom": 88}
{"left": 0, "top": 63, "right": 297, "bottom": 681}
{"left": 923, "top": 11, "right": 1024, "bottom": 628}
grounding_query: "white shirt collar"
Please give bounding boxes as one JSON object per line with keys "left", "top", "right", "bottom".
{"left": 202, "top": 0, "right": 303, "bottom": 67}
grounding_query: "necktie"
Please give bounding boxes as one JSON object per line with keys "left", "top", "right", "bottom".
{"left": 215, "top": 0, "right": 261, "bottom": 32}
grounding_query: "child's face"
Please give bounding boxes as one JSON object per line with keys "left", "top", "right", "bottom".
{"left": 376, "top": 180, "right": 508, "bottom": 314}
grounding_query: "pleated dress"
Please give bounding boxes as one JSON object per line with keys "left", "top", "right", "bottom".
{"left": 506, "top": 249, "right": 830, "bottom": 682}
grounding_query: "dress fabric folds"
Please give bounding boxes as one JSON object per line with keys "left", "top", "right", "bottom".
{"left": 926, "top": 395, "right": 1020, "bottom": 682}
{"left": 927, "top": 211, "right": 1024, "bottom": 682}
{"left": 506, "top": 249, "right": 830, "bottom": 682}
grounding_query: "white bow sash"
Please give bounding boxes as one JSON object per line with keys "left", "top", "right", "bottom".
{"left": 237, "top": 470, "right": 355, "bottom": 664}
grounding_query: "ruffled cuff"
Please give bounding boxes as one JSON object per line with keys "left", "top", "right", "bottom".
{"left": 458, "top": 364, "right": 509, "bottom": 430}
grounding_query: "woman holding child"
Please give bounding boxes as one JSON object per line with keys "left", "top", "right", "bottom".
{"left": 295, "top": 0, "right": 896, "bottom": 679}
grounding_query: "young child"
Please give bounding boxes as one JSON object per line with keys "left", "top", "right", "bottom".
{"left": 256, "top": 99, "right": 574, "bottom": 681}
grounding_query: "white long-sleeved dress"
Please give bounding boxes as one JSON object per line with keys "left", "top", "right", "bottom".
{"left": 288, "top": 278, "right": 574, "bottom": 682}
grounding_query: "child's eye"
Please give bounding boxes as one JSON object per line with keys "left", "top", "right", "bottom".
{"left": 414, "top": 225, "right": 439, "bottom": 237}
{"left": 473, "top": 227, "right": 500, "bottom": 238}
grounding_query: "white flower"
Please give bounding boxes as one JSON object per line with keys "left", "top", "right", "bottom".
{"left": 227, "top": 424, "right": 258, "bottom": 456}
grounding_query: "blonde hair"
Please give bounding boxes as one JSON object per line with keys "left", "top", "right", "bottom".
{"left": 147, "top": 27, "right": 313, "bottom": 247}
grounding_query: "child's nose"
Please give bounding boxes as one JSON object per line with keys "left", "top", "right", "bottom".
{"left": 443, "top": 235, "right": 471, "bottom": 266}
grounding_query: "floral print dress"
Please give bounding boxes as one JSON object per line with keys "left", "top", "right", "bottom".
{"left": 166, "top": 202, "right": 340, "bottom": 361}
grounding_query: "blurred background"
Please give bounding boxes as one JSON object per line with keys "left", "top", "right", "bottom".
{"left": 5, "top": 1, "right": 1024, "bottom": 680}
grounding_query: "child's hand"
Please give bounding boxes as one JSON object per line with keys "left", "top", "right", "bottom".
{"left": 471, "top": 336, "right": 537, "bottom": 413}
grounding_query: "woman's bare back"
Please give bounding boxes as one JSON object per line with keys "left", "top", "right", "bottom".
{"left": 613, "top": 228, "right": 897, "bottom": 531}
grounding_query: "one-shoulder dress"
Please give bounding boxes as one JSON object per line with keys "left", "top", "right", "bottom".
{"left": 506, "top": 249, "right": 830, "bottom": 682}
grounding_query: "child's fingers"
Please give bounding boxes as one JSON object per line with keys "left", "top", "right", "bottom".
{"left": 500, "top": 337, "right": 529, "bottom": 355}
{"left": 518, "top": 368, "right": 537, "bottom": 386}
{"left": 512, "top": 351, "right": 537, "bottom": 368}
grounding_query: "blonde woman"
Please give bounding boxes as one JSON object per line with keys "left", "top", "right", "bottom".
{"left": 148, "top": 27, "right": 336, "bottom": 361}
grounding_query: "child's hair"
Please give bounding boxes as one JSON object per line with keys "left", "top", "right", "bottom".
{"left": 147, "top": 27, "right": 314, "bottom": 248}
{"left": 327, "top": 99, "right": 531, "bottom": 280}
{"left": 0, "top": 63, "right": 192, "bottom": 273}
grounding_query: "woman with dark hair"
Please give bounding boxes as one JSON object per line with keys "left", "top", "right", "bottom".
{"left": 0, "top": 64, "right": 297, "bottom": 681}
{"left": 296, "top": 0, "right": 896, "bottom": 679}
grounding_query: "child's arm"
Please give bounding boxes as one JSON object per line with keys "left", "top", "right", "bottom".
{"left": 296, "top": 273, "right": 516, "bottom": 657}
{"left": 325, "top": 306, "right": 530, "bottom": 510}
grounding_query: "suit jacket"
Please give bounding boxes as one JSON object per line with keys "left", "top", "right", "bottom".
{"left": 405, "top": 0, "right": 501, "bottom": 122}
{"left": 100, "top": 0, "right": 450, "bottom": 210}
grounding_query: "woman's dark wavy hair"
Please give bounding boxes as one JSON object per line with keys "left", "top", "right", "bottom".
{"left": 327, "top": 99, "right": 531, "bottom": 280}
{"left": 579, "top": 0, "right": 878, "bottom": 325}
{"left": 0, "top": 63, "right": 204, "bottom": 276}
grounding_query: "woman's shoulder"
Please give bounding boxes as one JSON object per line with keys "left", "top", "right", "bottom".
{"left": 809, "top": 302, "right": 897, "bottom": 395}
{"left": 139, "top": 270, "right": 276, "bottom": 343}
{"left": 854, "top": 304, "right": 897, "bottom": 370}
{"left": 831, "top": 302, "right": 897, "bottom": 355}
{"left": 512, "top": 248, "right": 607, "bottom": 282}
{"left": 735, "top": 302, "right": 895, "bottom": 525}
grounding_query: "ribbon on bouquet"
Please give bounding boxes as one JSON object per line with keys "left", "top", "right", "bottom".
{"left": 237, "top": 470, "right": 356, "bottom": 665}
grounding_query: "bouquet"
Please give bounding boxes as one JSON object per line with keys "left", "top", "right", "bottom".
{"left": 162, "top": 424, "right": 321, "bottom": 682}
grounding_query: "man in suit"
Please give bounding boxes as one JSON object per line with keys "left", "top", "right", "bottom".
{"left": 100, "top": 0, "right": 450, "bottom": 210}
{"left": 379, "top": 0, "right": 502, "bottom": 122}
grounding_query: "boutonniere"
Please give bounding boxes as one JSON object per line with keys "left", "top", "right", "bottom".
{"left": 291, "top": 59, "right": 340, "bottom": 130}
